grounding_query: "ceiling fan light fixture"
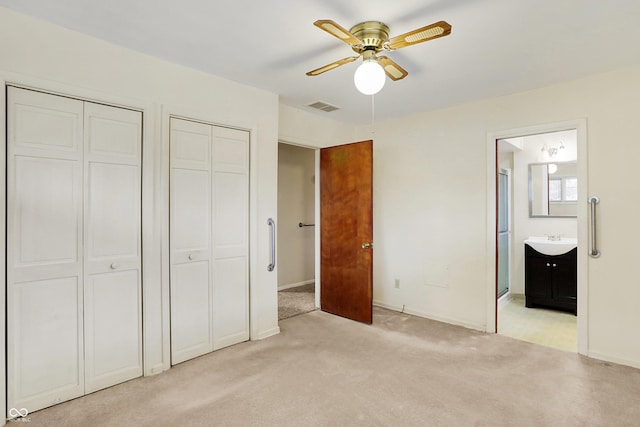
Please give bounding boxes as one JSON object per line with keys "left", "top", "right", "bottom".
{"left": 354, "top": 59, "right": 386, "bottom": 95}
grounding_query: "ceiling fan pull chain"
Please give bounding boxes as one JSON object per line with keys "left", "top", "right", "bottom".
{"left": 371, "top": 93, "right": 376, "bottom": 138}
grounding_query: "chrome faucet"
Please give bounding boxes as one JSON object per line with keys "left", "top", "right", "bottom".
{"left": 546, "top": 234, "right": 561, "bottom": 241}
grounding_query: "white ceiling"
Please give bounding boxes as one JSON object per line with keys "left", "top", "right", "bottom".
{"left": 2, "top": 0, "right": 640, "bottom": 124}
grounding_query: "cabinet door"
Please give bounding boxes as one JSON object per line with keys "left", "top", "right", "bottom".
{"left": 552, "top": 252, "right": 577, "bottom": 306}
{"left": 7, "top": 87, "right": 85, "bottom": 412}
{"left": 170, "top": 118, "right": 213, "bottom": 364}
{"left": 83, "top": 102, "right": 143, "bottom": 393}
{"left": 525, "top": 246, "right": 551, "bottom": 304}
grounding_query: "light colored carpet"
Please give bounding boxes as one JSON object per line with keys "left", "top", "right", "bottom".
{"left": 499, "top": 295, "right": 577, "bottom": 352}
{"left": 26, "top": 307, "right": 640, "bottom": 426}
{"left": 278, "top": 283, "right": 316, "bottom": 320}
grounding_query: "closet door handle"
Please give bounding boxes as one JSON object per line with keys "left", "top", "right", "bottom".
{"left": 589, "top": 196, "right": 601, "bottom": 258}
{"left": 110, "top": 263, "right": 118, "bottom": 270}
{"left": 267, "top": 218, "right": 276, "bottom": 272}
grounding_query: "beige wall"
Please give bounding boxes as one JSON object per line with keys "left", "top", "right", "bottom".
{"left": 361, "top": 65, "right": 640, "bottom": 368}
{"left": 277, "top": 144, "right": 315, "bottom": 289}
{"left": 279, "top": 104, "right": 362, "bottom": 148}
{"left": 0, "top": 9, "right": 281, "bottom": 416}
{"left": 2, "top": 8, "right": 640, "bottom": 417}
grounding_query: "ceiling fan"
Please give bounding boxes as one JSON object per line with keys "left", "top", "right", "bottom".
{"left": 306, "top": 19, "right": 452, "bottom": 94}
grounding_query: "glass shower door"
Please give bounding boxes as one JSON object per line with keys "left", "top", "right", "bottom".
{"left": 497, "top": 170, "right": 509, "bottom": 298}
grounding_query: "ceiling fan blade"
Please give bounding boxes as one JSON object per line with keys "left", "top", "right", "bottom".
{"left": 377, "top": 56, "right": 408, "bottom": 81}
{"left": 306, "top": 56, "right": 360, "bottom": 76}
{"left": 387, "top": 21, "right": 452, "bottom": 50}
{"left": 314, "top": 20, "right": 363, "bottom": 46}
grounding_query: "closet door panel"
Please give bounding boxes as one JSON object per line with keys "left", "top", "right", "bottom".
{"left": 212, "top": 127, "right": 249, "bottom": 350}
{"left": 171, "top": 169, "right": 211, "bottom": 254}
{"left": 84, "top": 270, "right": 141, "bottom": 393}
{"left": 10, "top": 88, "right": 82, "bottom": 154}
{"left": 12, "top": 156, "right": 81, "bottom": 280}
{"left": 171, "top": 262, "right": 212, "bottom": 363}
{"left": 170, "top": 118, "right": 213, "bottom": 364}
{"left": 86, "top": 163, "right": 140, "bottom": 265}
{"left": 213, "top": 257, "right": 249, "bottom": 349}
{"left": 86, "top": 105, "right": 140, "bottom": 161}
{"left": 10, "top": 278, "right": 84, "bottom": 408}
{"left": 7, "top": 87, "right": 85, "bottom": 412}
{"left": 83, "top": 102, "right": 142, "bottom": 392}
{"left": 214, "top": 172, "right": 248, "bottom": 259}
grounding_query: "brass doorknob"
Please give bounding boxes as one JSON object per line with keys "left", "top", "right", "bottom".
{"left": 362, "top": 242, "right": 373, "bottom": 249}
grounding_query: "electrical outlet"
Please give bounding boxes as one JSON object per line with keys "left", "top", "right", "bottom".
{"left": 394, "top": 279, "right": 400, "bottom": 289}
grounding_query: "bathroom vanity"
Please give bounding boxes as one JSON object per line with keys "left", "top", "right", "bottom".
{"left": 524, "top": 237, "right": 577, "bottom": 314}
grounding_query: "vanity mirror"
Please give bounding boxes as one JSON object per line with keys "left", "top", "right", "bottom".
{"left": 529, "top": 161, "right": 577, "bottom": 218}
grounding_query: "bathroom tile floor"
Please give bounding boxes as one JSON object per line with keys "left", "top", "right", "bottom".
{"left": 498, "top": 295, "right": 577, "bottom": 352}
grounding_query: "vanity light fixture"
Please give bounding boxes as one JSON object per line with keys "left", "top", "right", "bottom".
{"left": 541, "top": 141, "right": 565, "bottom": 158}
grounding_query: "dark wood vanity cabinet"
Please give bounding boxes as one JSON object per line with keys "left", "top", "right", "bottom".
{"left": 524, "top": 244, "right": 577, "bottom": 314}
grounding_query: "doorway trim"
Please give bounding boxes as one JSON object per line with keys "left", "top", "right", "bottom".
{"left": 160, "top": 105, "right": 262, "bottom": 369}
{"left": 277, "top": 139, "right": 322, "bottom": 309}
{"left": 485, "top": 119, "right": 588, "bottom": 355}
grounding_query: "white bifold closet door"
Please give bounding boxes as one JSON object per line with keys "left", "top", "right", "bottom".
{"left": 170, "top": 118, "right": 249, "bottom": 365}
{"left": 6, "top": 87, "right": 142, "bottom": 413}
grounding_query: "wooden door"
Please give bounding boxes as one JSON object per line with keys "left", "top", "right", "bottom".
{"left": 320, "top": 140, "right": 373, "bottom": 324}
{"left": 83, "top": 102, "right": 143, "bottom": 393}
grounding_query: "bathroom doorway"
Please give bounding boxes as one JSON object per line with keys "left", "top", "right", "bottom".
{"left": 494, "top": 126, "right": 584, "bottom": 353}
{"left": 277, "top": 142, "right": 318, "bottom": 320}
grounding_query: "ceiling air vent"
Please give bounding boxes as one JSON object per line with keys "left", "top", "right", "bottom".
{"left": 307, "top": 101, "right": 340, "bottom": 113}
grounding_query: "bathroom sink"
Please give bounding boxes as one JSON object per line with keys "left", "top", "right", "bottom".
{"left": 524, "top": 236, "right": 578, "bottom": 256}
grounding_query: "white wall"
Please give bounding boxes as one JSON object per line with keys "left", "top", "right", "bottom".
{"left": 365, "top": 65, "right": 640, "bottom": 368}
{"left": 279, "top": 104, "right": 362, "bottom": 148}
{"left": 277, "top": 144, "right": 315, "bottom": 289}
{"left": 510, "top": 131, "right": 578, "bottom": 294}
{"left": 0, "top": 8, "right": 280, "bottom": 414}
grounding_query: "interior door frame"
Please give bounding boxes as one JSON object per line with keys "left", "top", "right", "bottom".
{"left": 0, "top": 72, "right": 157, "bottom": 420}
{"left": 161, "top": 105, "right": 261, "bottom": 370}
{"left": 277, "top": 140, "right": 322, "bottom": 309}
{"left": 485, "top": 119, "right": 588, "bottom": 355}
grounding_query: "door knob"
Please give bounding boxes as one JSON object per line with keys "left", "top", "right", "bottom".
{"left": 188, "top": 254, "right": 195, "bottom": 260}
{"left": 110, "top": 263, "right": 118, "bottom": 270}
{"left": 362, "top": 242, "right": 373, "bottom": 249}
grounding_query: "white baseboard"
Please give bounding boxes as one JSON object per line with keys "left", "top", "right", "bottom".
{"left": 144, "top": 362, "right": 165, "bottom": 376}
{"left": 587, "top": 350, "right": 640, "bottom": 370}
{"left": 498, "top": 292, "right": 517, "bottom": 311}
{"left": 253, "top": 326, "right": 280, "bottom": 341}
{"left": 373, "top": 300, "right": 486, "bottom": 332}
{"left": 278, "top": 279, "right": 314, "bottom": 291}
